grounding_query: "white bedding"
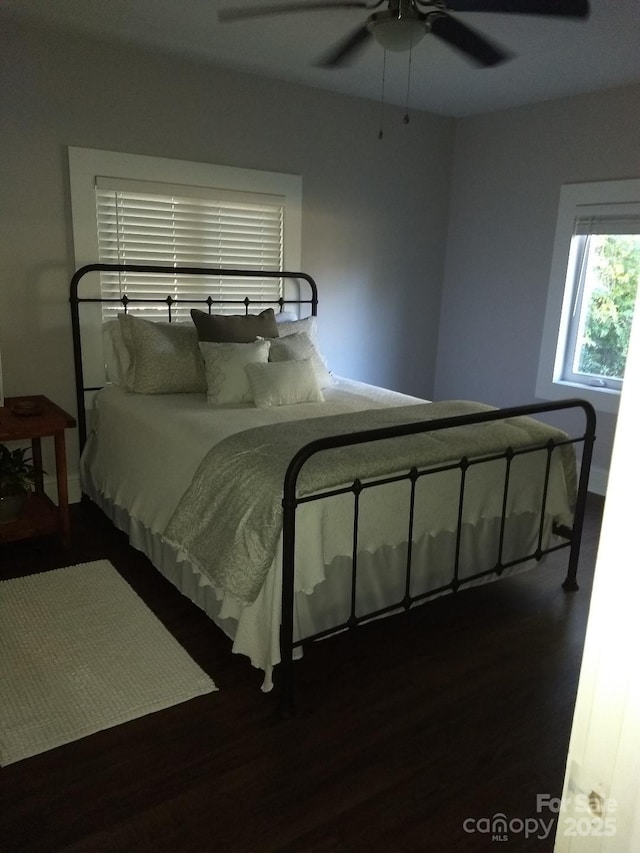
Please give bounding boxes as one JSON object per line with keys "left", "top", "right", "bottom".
{"left": 81, "top": 378, "right": 574, "bottom": 689}
{"left": 82, "top": 377, "right": 426, "bottom": 535}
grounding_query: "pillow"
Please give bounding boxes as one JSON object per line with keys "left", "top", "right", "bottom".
{"left": 191, "top": 307, "right": 279, "bottom": 343}
{"left": 117, "top": 314, "right": 206, "bottom": 394}
{"left": 274, "top": 315, "right": 320, "bottom": 346}
{"left": 103, "top": 319, "right": 131, "bottom": 386}
{"left": 268, "top": 331, "right": 332, "bottom": 389}
{"left": 199, "top": 339, "right": 271, "bottom": 404}
{"left": 275, "top": 311, "right": 298, "bottom": 323}
{"left": 245, "top": 359, "right": 324, "bottom": 408}
{"left": 275, "top": 315, "right": 331, "bottom": 376}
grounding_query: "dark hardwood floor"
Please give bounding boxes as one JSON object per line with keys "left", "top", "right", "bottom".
{"left": 0, "top": 494, "right": 604, "bottom": 852}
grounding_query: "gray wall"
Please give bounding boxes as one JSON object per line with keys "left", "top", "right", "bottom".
{"left": 0, "top": 18, "right": 454, "bottom": 487}
{"left": 435, "top": 85, "right": 640, "bottom": 483}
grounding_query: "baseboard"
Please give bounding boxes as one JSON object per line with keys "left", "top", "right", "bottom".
{"left": 43, "top": 474, "right": 83, "bottom": 505}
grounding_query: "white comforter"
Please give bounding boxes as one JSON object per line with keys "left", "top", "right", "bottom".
{"left": 163, "top": 400, "right": 575, "bottom": 606}
{"left": 82, "top": 377, "right": 426, "bottom": 536}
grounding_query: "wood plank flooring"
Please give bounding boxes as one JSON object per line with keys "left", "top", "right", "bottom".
{"left": 0, "top": 494, "right": 603, "bottom": 852}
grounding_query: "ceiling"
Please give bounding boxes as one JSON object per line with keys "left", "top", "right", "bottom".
{"left": 3, "top": 0, "right": 640, "bottom": 116}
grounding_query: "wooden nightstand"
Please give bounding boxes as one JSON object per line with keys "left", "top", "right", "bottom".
{"left": 0, "top": 396, "right": 76, "bottom": 547}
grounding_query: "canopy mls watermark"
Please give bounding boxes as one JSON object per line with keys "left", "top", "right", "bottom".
{"left": 462, "top": 792, "right": 618, "bottom": 843}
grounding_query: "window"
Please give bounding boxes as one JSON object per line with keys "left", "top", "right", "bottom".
{"left": 537, "top": 179, "right": 640, "bottom": 415}
{"left": 96, "top": 179, "right": 285, "bottom": 320}
{"left": 68, "top": 147, "right": 302, "bottom": 320}
{"left": 561, "top": 224, "right": 639, "bottom": 392}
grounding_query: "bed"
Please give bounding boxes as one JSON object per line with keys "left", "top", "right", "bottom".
{"left": 70, "top": 263, "right": 596, "bottom": 714}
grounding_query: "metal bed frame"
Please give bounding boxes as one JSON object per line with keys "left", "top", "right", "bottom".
{"left": 70, "top": 263, "right": 596, "bottom": 717}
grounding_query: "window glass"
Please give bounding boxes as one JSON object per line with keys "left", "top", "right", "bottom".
{"left": 562, "top": 232, "right": 640, "bottom": 390}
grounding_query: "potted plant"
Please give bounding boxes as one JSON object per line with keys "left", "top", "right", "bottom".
{"left": 0, "top": 444, "right": 37, "bottom": 523}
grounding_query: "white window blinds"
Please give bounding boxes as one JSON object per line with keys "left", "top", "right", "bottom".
{"left": 574, "top": 215, "right": 640, "bottom": 236}
{"left": 95, "top": 177, "right": 285, "bottom": 320}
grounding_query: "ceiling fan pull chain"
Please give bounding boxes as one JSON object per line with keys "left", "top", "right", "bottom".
{"left": 378, "top": 49, "right": 387, "bottom": 140}
{"left": 403, "top": 44, "right": 413, "bottom": 125}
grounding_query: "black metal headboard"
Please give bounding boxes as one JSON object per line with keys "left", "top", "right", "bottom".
{"left": 69, "top": 263, "right": 318, "bottom": 449}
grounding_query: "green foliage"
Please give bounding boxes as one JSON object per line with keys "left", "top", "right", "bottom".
{"left": 578, "top": 235, "right": 640, "bottom": 379}
{"left": 0, "top": 444, "right": 37, "bottom": 497}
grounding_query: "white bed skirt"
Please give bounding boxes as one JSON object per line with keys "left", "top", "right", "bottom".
{"left": 83, "top": 478, "right": 558, "bottom": 691}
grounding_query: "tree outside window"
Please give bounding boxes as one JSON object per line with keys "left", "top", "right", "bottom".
{"left": 574, "top": 234, "right": 640, "bottom": 383}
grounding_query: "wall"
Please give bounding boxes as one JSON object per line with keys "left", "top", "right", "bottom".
{"left": 0, "top": 18, "right": 454, "bottom": 492}
{"left": 435, "top": 85, "right": 640, "bottom": 485}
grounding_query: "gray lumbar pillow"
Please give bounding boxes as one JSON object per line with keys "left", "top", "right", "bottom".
{"left": 190, "top": 307, "right": 278, "bottom": 343}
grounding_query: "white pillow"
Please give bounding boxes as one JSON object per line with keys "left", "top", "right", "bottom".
{"left": 103, "top": 320, "right": 131, "bottom": 386}
{"left": 245, "top": 359, "right": 324, "bottom": 408}
{"left": 199, "top": 339, "right": 271, "bottom": 404}
{"left": 268, "top": 331, "right": 332, "bottom": 389}
{"left": 275, "top": 311, "right": 298, "bottom": 323}
{"left": 275, "top": 316, "right": 320, "bottom": 346}
{"left": 276, "top": 316, "right": 331, "bottom": 377}
{"left": 118, "top": 313, "right": 207, "bottom": 394}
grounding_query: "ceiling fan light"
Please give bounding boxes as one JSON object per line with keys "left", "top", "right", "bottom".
{"left": 370, "top": 18, "right": 426, "bottom": 52}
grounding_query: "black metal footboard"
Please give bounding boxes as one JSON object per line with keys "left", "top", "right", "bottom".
{"left": 278, "top": 399, "right": 596, "bottom": 716}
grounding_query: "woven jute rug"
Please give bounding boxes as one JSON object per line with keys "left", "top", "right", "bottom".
{"left": 0, "top": 560, "right": 216, "bottom": 765}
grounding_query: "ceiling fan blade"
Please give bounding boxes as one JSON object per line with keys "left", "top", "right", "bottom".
{"left": 316, "top": 24, "right": 373, "bottom": 67}
{"left": 429, "top": 12, "right": 510, "bottom": 66}
{"left": 218, "top": 1, "right": 369, "bottom": 23}
{"left": 443, "top": 0, "right": 589, "bottom": 18}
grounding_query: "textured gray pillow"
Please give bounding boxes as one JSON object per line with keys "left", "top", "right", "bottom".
{"left": 268, "top": 331, "right": 332, "bottom": 388}
{"left": 274, "top": 316, "right": 320, "bottom": 347}
{"left": 118, "top": 314, "right": 206, "bottom": 394}
{"left": 199, "top": 339, "right": 271, "bottom": 404}
{"left": 191, "top": 307, "right": 278, "bottom": 343}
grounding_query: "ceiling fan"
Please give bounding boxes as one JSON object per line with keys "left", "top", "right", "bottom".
{"left": 218, "top": 0, "right": 590, "bottom": 69}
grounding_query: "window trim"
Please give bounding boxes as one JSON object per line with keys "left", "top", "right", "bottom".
{"left": 68, "top": 148, "right": 302, "bottom": 390}
{"left": 536, "top": 178, "right": 640, "bottom": 415}
{"left": 68, "top": 146, "right": 302, "bottom": 274}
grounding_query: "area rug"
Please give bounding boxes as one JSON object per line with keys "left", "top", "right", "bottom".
{"left": 0, "top": 560, "right": 216, "bottom": 766}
